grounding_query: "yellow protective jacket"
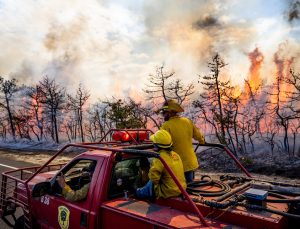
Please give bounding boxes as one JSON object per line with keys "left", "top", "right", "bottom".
{"left": 62, "top": 183, "right": 90, "bottom": 202}
{"left": 161, "top": 116, "right": 205, "bottom": 172}
{"left": 149, "top": 149, "right": 186, "bottom": 199}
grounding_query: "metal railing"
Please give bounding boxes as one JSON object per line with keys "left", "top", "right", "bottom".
{"left": 0, "top": 164, "right": 65, "bottom": 228}
{"left": 195, "top": 142, "right": 252, "bottom": 178}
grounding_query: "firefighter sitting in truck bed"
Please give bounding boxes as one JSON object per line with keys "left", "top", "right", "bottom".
{"left": 57, "top": 164, "right": 94, "bottom": 202}
{"left": 135, "top": 129, "right": 187, "bottom": 199}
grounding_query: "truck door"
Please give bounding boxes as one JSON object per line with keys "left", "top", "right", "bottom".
{"left": 36, "top": 158, "right": 103, "bottom": 229}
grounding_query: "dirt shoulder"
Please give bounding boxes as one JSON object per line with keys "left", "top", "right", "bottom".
{"left": 0, "top": 148, "right": 80, "bottom": 165}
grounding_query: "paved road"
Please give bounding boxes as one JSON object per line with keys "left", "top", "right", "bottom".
{"left": 0, "top": 154, "right": 36, "bottom": 229}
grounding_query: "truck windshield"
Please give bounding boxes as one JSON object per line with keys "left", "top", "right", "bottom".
{"left": 108, "top": 157, "right": 151, "bottom": 199}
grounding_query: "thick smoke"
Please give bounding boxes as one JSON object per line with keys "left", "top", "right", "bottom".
{"left": 193, "top": 16, "right": 220, "bottom": 29}
{"left": 42, "top": 16, "right": 87, "bottom": 87}
{"left": 288, "top": 0, "right": 300, "bottom": 22}
{"left": 0, "top": 0, "right": 299, "bottom": 100}
{"left": 142, "top": 0, "right": 258, "bottom": 82}
{"left": 0, "top": 0, "right": 150, "bottom": 98}
{"left": 143, "top": 0, "right": 300, "bottom": 87}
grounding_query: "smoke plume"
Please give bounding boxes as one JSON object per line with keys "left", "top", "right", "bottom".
{"left": 0, "top": 0, "right": 299, "bottom": 100}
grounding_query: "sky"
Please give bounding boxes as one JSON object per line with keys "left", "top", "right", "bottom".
{"left": 0, "top": 0, "right": 299, "bottom": 102}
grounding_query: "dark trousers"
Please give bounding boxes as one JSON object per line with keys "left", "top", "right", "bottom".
{"left": 184, "top": 170, "right": 194, "bottom": 183}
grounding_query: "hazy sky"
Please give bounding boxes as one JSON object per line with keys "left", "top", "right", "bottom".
{"left": 0, "top": 0, "right": 299, "bottom": 101}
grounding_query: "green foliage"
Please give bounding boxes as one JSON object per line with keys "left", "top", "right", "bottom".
{"left": 105, "top": 98, "right": 146, "bottom": 129}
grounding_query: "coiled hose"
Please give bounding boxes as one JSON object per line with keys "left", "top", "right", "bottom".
{"left": 187, "top": 175, "right": 231, "bottom": 197}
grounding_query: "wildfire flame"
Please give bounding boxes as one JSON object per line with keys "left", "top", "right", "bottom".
{"left": 245, "top": 48, "right": 264, "bottom": 94}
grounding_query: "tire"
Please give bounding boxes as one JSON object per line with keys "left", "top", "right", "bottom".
{"left": 14, "top": 215, "right": 25, "bottom": 229}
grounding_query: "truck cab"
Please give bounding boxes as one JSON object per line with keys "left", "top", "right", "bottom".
{"left": 31, "top": 150, "right": 156, "bottom": 229}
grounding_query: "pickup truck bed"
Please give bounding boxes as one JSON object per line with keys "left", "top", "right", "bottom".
{"left": 101, "top": 198, "right": 231, "bottom": 228}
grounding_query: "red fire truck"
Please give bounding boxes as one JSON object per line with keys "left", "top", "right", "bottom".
{"left": 1, "top": 129, "right": 300, "bottom": 228}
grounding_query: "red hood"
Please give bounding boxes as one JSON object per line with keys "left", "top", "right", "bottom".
{"left": 29, "top": 170, "right": 57, "bottom": 185}
{"left": 17, "top": 170, "right": 58, "bottom": 191}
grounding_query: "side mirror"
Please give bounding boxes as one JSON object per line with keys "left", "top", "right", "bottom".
{"left": 32, "top": 181, "right": 51, "bottom": 198}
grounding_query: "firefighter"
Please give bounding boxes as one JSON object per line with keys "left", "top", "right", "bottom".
{"left": 160, "top": 99, "right": 205, "bottom": 183}
{"left": 57, "top": 167, "right": 92, "bottom": 202}
{"left": 135, "top": 129, "right": 186, "bottom": 199}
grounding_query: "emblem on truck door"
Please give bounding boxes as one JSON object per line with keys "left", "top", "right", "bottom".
{"left": 58, "top": 206, "right": 70, "bottom": 229}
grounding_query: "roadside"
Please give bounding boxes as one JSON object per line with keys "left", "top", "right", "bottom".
{"left": 0, "top": 140, "right": 85, "bottom": 165}
{"left": 0, "top": 148, "right": 80, "bottom": 166}
{"left": 0, "top": 150, "right": 73, "bottom": 165}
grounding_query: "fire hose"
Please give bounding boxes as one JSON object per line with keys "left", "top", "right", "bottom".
{"left": 192, "top": 195, "right": 245, "bottom": 209}
{"left": 187, "top": 175, "right": 231, "bottom": 197}
{"left": 193, "top": 194, "right": 300, "bottom": 219}
{"left": 189, "top": 175, "right": 300, "bottom": 220}
{"left": 238, "top": 202, "right": 300, "bottom": 219}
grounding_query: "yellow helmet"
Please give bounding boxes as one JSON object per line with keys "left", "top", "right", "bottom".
{"left": 150, "top": 130, "right": 173, "bottom": 148}
{"left": 161, "top": 99, "right": 184, "bottom": 113}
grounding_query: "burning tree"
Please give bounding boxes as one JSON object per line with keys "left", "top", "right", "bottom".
{"left": 193, "top": 53, "right": 268, "bottom": 156}
{"left": 25, "top": 85, "right": 45, "bottom": 141}
{"left": 143, "top": 65, "right": 195, "bottom": 128}
{"left": 285, "top": 69, "right": 300, "bottom": 155}
{"left": 14, "top": 107, "right": 32, "bottom": 140}
{"left": 237, "top": 81, "right": 265, "bottom": 154}
{"left": 84, "top": 103, "right": 109, "bottom": 142}
{"left": 144, "top": 65, "right": 194, "bottom": 104}
{"left": 266, "top": 55, "right": 298, "bottom": 155}
{"left": 193, "top": 54, "right": 230, "bottom": 145}
{"left": 286, "top": 69, "right": 300, "bottom": 113}
{"left": 66, "top": 84, "right": 90, "bottom": 142}
{"left": 38, "top": 76, "right": 66, "bottom": 143}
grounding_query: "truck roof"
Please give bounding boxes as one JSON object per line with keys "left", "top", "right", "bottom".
{"left": 79, "top": 149, "right": 113, "bottom": 158}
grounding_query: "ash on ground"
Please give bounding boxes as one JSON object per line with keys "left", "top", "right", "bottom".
{"left": 197, "top": 147, "right": 300, "bottom": 183}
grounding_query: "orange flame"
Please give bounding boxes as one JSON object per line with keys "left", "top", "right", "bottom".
{"left": 270, "top": 52, "right": 295, "bottom": 104}
{"left": 245, "top": 48, "right": 264, "bottom": 94}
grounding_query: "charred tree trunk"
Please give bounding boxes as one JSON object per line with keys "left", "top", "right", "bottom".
{"left": 53, "top": 110, "right": 59, "bottom": 143}
{"left": 5, "top": 95, "right": 16, "bottom": 141}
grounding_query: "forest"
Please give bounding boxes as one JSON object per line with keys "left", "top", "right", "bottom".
{"left": 0, "top": 53, "right": 299, "bottom": 164}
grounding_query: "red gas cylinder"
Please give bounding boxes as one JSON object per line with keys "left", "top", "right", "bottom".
{"left": 112, "top": 131, "right": 149, "bottom": 142}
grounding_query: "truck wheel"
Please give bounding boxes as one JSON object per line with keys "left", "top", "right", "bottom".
{"left": 14, "top": 215, "right": 25, "bottom": 229}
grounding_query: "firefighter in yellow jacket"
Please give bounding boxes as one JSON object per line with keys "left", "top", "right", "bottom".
{"left": 136, "top": 129, "right": 187, "bottom": 199}
{"left": 160, "top": 99, "right": 205, "bottom": 183}
{"left": 57, "top": 169, "right": 91, "bottom": 202}
{"left": 60, "top": 181, "right": 89, "bottom": 202}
